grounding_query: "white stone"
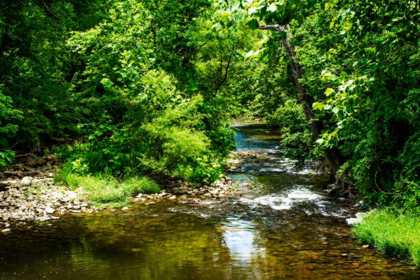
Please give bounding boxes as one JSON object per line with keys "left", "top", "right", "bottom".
{"left": 35, "top": 216, "right": 51, "bottom": 222}
{"left": 2, "top": 214, "right": 10, "bottom": 221}
{"left": 45, "top": 207, "right": 55, "bottom": 214}
{"left": 21, "top": 177, "right": 33, "bottom": 186}
{"left": 346, "top": 212, "right": 367, "bottom": 226}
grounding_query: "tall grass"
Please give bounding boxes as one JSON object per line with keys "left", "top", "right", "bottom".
{"left": 54, "top": 165, "right": 160, "bottom": 208}
{"left": 353, "top": 209, "right": 420, "bottom": 266}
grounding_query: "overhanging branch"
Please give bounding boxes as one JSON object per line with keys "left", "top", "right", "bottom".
{"left": 258, "top": 25, "right": 287, "bottom": 33}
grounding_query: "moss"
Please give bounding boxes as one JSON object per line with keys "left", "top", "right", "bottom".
{"left": 353, "top": 209, "right": 420, "bottom": 266}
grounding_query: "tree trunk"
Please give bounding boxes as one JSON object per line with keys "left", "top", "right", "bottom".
{"left": 259, "top": 24, "right": 343, "bottom": 173}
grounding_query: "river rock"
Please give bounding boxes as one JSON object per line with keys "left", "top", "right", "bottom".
{"left": 45, "top": 207, "right": 55, "bottom": 214}
{"left": 36, "top": 216, "right": 51, "bottom": 222}
{"left": 346, "top": 212, "right": 367, "bottom": 226}
{"left": 210, "top": 189, "right": 219, "bottom": 195}
{"left": 21, "top": 177, "right": 32, "bottom": 186}
{"left": 2, "top": 214, "right": 10, "bottom": 221}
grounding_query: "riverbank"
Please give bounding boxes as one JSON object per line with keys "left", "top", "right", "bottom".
{"left": 0, "top": 124, "right": 419, "bottom": 279}
{"left": 2, "top": 136, "right": 419, "bottom": 271}
{"left": 353, "top": 210, "right": 420, "bottom": 266}
{"left": 0, "top": 154, "right": 239, "bottom": 232}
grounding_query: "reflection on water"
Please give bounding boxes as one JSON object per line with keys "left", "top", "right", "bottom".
{"left": 0, "top": 126, "right": 419, "bottom": 279}
{"left": 222, "top": 218, "right": 263, "bottom": 264}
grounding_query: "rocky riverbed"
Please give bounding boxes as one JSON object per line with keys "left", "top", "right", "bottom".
{"left": 0, "top": 153, "right": 100, "bottom": 232}
{"left": 133, "top": 176, "right": 239, "bottom": 206}
{"left": 0, "top": 154, "right": 240, "bottom": 232}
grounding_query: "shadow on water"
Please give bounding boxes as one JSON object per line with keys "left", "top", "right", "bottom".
{"left": 0, "top": 125, "right": 419, "bottom": 279}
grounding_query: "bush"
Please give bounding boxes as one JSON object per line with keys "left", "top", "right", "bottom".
{"left": 0, "top": 90, "right": 22, "bottom": 169}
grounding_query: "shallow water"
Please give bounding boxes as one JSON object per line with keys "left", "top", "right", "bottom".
{"left": 0, "top": 125, "right": 419, "bottom": 280}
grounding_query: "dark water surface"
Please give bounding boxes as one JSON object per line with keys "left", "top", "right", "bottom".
{"left": 0, "top": 124, "right": 419, "bottom": 280}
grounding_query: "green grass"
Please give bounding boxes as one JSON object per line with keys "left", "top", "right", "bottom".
{"left": 54, "top": 166, "right": 160, "bottom": 208}
{"left": 353, "top": 209, "right": 420, "bottom": 266}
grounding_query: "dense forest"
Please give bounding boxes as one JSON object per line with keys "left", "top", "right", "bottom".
{"left": 1, "top": 0, "right": 420, "bottom": 268}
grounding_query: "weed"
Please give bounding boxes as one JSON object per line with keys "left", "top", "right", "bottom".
{"left": 54, "top": 164, "right": 160, "bottom": 208}
{"left": 353, "top": 209, "right": 420, "bottom": 266}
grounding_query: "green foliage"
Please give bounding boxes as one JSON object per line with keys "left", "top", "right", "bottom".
{"left": 292, "top": 1, "right": 420, "bottom": 208}
{"left": 214, "top": 0, "right": 420, "bottom": 215}
{"left": 49, "top": 0, "right": 241, "bottom": 183}
{"left": 0, "top": 90, "right": 22, "bottom": 169}
{"left": 354, "top": 210, "right": 420, "bottom": 266}
{"left": 55, "top": 162, "right": 160, "bottom": 208}
{"left": 3, "top": 0, "right": 420, "bottom": 218}
{"left": 0, "top": 0, "right": 107, "bottom": 148}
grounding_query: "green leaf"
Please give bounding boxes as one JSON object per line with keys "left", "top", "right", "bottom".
{"left": 256, "top": 37, "right": 269, "bottom": 46}
{"left": 313, "top": 102, "right": 325, "bottom": 110}
{"left": 247, "top": 19, "right": 259, "bottom": 30}
{"left": 267, "top": 4, "right": 277, "bottom": 12}
{"left": 245, "top": 50, "right": 254, "bottom": 58}
{"left": 324, "top": 88, "right": 335, "bottom": 96}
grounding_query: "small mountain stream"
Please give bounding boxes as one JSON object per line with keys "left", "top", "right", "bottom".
{"left": 0, "top": 123, "right": 419, "bottom": 279}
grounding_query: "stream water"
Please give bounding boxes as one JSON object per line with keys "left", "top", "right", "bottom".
{"left": 0, "top": 124, "right": 419, "bottom": 279}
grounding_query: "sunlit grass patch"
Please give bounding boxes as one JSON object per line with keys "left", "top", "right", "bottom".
{"left": 54, "top": 165, "right": 160, "bottom": 208}
{"left": 353, "top": 209, "right": 420, "bottom": 266}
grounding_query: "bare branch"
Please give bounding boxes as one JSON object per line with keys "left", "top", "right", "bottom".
{"left": 258, "top": 25, "right": 287, "bottom": 33}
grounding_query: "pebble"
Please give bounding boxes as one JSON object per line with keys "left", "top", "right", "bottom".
{"left": 21, "top": 177, "right": 32, "bottom": 186}
{"left": 45, "top": 207, "right": 55, "bottom": 214}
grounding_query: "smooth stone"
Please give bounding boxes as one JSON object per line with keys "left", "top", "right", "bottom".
{"left": 35, "top": 216, "right": 51, "bottom": 222}
{"left": 21, "top": 177, "right": 33, "bottom": 186}
{"left": 346, "top": 212, "right": 367, "bottom": 226}
{"left": 45, "top": 207, "right": 55, "bottom": 214}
